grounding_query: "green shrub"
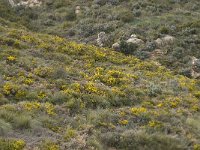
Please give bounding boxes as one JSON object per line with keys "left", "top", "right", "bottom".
{"left": 0, "top": 119, "right": 12, "bottom": 136}
{"left": 148, "top": 83, "right": 162, "bottom": 97}
{"left": 65, "top": 9, "right": 76, "bottom": 21}
{"left": 119, "top": 40, "right": 138, "bottom": 55}
{"left": 51, "top": 92, "right": 70, "bottom": 104}
{"left": 101, "top": 130, "right": 186, "bottom": 150}
{"left": 13, "top": 115, "right": 32, "bottom": 129}
{"left": 119, "top": 9, "right": 134, "bottom": 23}
{"left": 66, "top": 98, "right": 84, "bottom": 113}
{"left": 0, "top": 110, "right": 15, "bottom": 123}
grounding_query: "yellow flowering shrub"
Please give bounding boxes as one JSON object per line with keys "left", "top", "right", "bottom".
{"left": 111, "top": 87, "right": 125, "bottom": 96}
{"left": 191, "top": 105, "right": 199, "bottom": 112}
{"left": 3, "top": 82, "right": 19, "bottom": 96}
{"left": 60, "top": 41, "right": 85, "bottom": 55}
{"left": 148, "top": 120, "right": 161, "bottom": 128}
{"left": 13, "top": 140, "right": 26, "bottom": 150}
{"left": 21, "top": 102, "right": 55, "bottom": 115}
{"left": 38, "top": 91, "right": 46, "bottom": 99}
{"left": 0, "top": 139, "right": 25, "bottom": 150}
{"left": 44, "top": 102, "right": 56, "bottom": 115}
{"left": 119, "top": 111, "right": 126, "bottom": 117}
{"left": 45, "top": 144, "right": 60, "bottom": 150}
{"left": 40, "top": 140, "right": 60, "bottom": 150}
{"left": 92, "top": 67, "right": 104, "bottom": 79}
{"left": 70, "top": 82, "right": 81, "bottom": 92}
{"left": 96, "top": 69, "right": 134, "bottom": 86}
{"left": 93, "top": 49, "right": 106, "bottom": 60}
{"left": 24, "top": 78, "right": 34, "bottom": 85}
{"left": 165, "top": 97, "right": 181, "bottom": 108}
{"left": 3, "top": 82, "right": 12, "bottom": 95}
{"left": 34, "top": 66, "right": 53, "bottom": 78}
{"left": 61, "top": 83, "right": 81, "bottom": 95}
{"left": 85, "top": 82, "right": 98, "bottom": 93}
{"left": 119, "top": 119, "right": 129, "bottom": 125}
{"left": 21, "top": 35, "right": 36, "bottom": 43}
{"left": 37, "top": 42, "right": 52, "bottom": 51}
{"left": 194, "top": 91, "right": 200, "bottom": 98}
{"left": 64, "top": 127, "right": 77, "bottom": 141}
{"left": 130, "top": 107, "right": 147, "bottom": 115}
{"left": 194, "top": 144, "right": 200, "bottom": 150}
{"left": 23, "top": 102, "right": 41, "bottom": 111}
{"left": 178, "top": 76, "right": 197, "bottom": 91}
{"left": 157, "top": 103, "right": 163, "bottom": 108}
{"left": 7, "top": 55, "right": 16, "bottom": 61}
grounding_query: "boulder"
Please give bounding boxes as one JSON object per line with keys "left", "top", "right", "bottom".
{"left": 130, "top": 34, "right": 137, "bottom": 38}
{"left": 75, "top": 6, "right": 81, "bottom": 14}
{"left": 155, "top": 35, "right": 175, "bottom": 47}
{"left": 191, "top": 57, "right": 200, "bottom": 73}
{"left": 112, "top": 42, "right": 120, "bottom": 51}
{"left": 162, "top": 35, "right": 175, "bottom": 45}
{"left": 126, "top": 34, "right": 144, "bottom": 45}
{"left": 155, "top": 38, "right": 163, "bottom": 47}
{"left": 188, "top": 57, "right": 200, "bottom": 78}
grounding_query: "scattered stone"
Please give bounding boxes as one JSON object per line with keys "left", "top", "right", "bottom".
{"left": 191, "top": 57, "right": 200, "bottom": 72}
{"left": 8, "top": 0, "right": 42, "bottom": 7}
{"left": 189, "top": 56, "right": 200, "bottom": 78}
{"left": 131, "top": 34, "right": 137, "bottom": 38}
{"left": 75, "top": 6, "right": 81, "bottom": 14}
{"left": 162, "top": 35, "right": 175, "bottom": 45}
{"left": 155, "top": 35, "right": 175, "bottom": 47}
{"left": 112, "top": 42, "right": 120, "bottom": 51}
{"left": 126, "top": 34, "right": 144, "bottom": 46}
{"left": 97, "top": 32, "right": 107, "bottom": 47}
{"left": 155, "top": 38, "right": 163, "bottom": 47}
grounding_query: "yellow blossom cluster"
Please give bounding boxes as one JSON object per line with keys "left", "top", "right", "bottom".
{"left": 7, "top": 55, "right": 16, "bottom": 61}
{"left": 21, "top": 102, "right": 55, "bottom": 115}
{"left": 130, "top": 107, "right": 147, "bottom": 115}
{"left": 23, "top": 102, "right": 41, "bottom": 111}
{"left": 119, "top": 119, "right": 129, "bottom": 125}
{"left": 148, "top": 120, "right": 161, "bottom": 128}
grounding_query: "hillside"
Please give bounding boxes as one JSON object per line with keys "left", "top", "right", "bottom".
{"left": 6, "top": 0, "right": 200, "bottom": 75}
{"left": 0, "top": 0, "right": 200, "bottom": 150}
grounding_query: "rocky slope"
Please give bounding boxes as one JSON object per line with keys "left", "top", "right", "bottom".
{"left": 6, "top": 0, "right": 200, "bottom": 76}
{"left": 0, "top": 1, "right": 200, "bottom": 150}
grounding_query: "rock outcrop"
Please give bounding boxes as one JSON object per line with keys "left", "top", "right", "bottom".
{"left": 112, "top": 42, "right": 120, "bottom": 51}
{"left": 126, "top": 34, "right": 144, "bottom": 46}
{"left": 155, "top": 35, "right": 175, "bottom": 47}
{"left": 97, "top": 32, "right": 107, "bottom": 47}
{"left": 8, "top": 0, "right": 42, "bottom": 7}
{"left": 191, "top": 56, "right": 200, "bottom": 78}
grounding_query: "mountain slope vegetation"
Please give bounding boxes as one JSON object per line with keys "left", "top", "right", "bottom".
{"left": 8, "top": 0, "right": 200, "bottom": 74}
{"left": 0, "top": 0, "right": 200, "bottom": 150}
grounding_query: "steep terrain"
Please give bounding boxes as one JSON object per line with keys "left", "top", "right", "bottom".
{"left": 0, "top": 0, "right": 200, "bottom": 150}
{"left": 8, "top": 0, "right": 200, "bottom": 75}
